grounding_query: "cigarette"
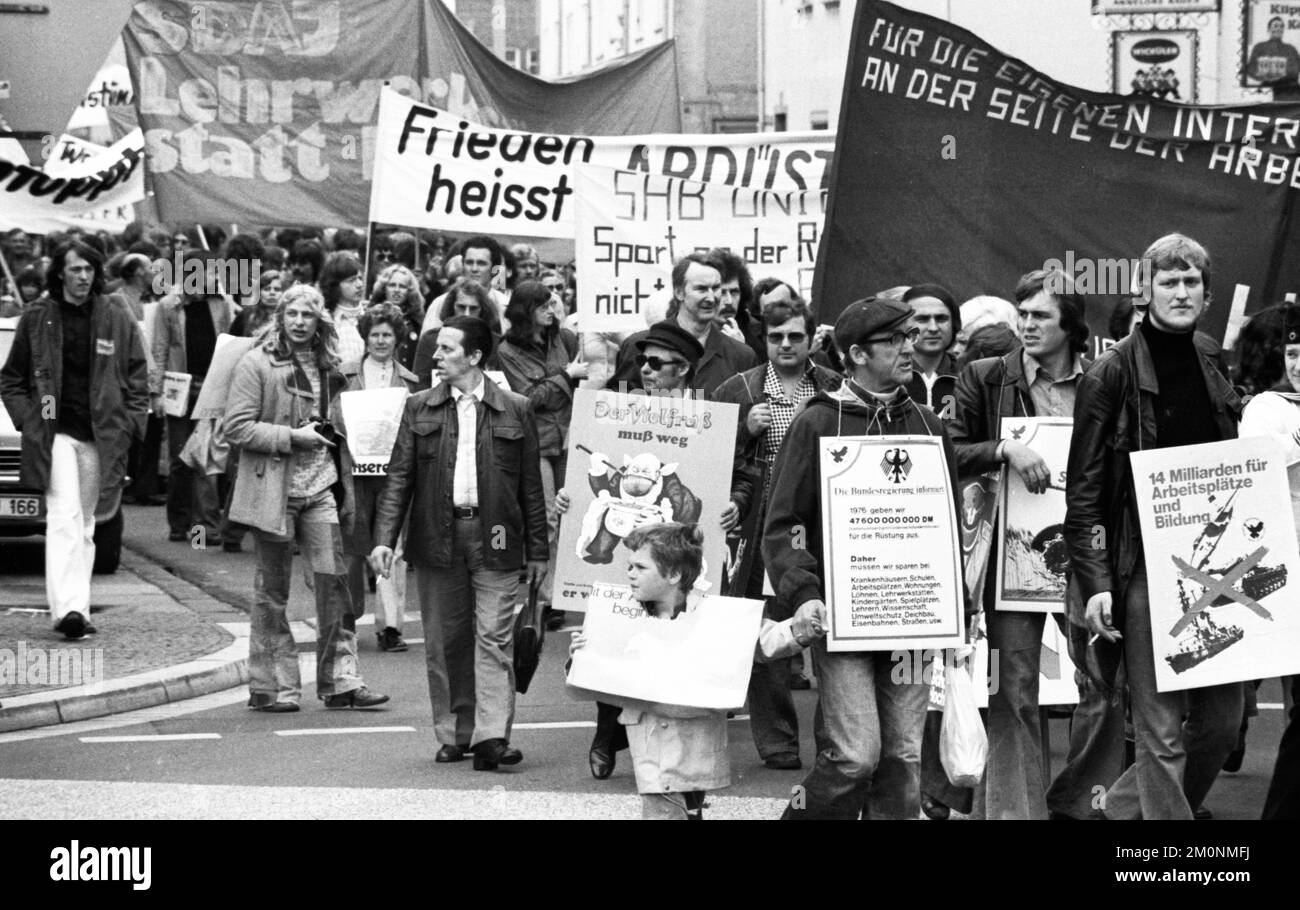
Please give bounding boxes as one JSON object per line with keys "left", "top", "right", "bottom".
{"left": 1088, "top": 634, "right": 1100, "bottom": 647}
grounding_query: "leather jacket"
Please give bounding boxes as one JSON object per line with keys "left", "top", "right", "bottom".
{"left": 372, "top": 374, "right": 548, "bottom": 571}
{"left": 1064, "top": 328, "right": 1240, "bottom": 623}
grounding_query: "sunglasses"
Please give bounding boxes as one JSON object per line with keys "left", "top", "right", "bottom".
{"left": 862, "top": 327, "right": 922, "bottom": 348}
{"left": 766, "top": 331, "right": 808, "bottom": 345}
{"left": 636, "top": 354, "right": 686, "bottom": 371}
{"left": 374, "top": 250, "right": 394, "bottom": 262}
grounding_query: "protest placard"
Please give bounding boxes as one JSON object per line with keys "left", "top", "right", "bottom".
{"left": 959, "top": 471, "right": 1000, "bottom": 613}
{"left": 339, "top": 388, "right": 408, "bottom": 477}
{"left": 369, "top": 88, "right": 834, "bottom": 242}
{"left": 1132, "top": 436, "right": 1300, "bottom": 693}
{"left": 566, "top": 582, "right": 764, "bottom": 710}
{"left": 997, "top": 418, "right": 1073, "bottom": 613}
{"left": 573, "top": 165, "right": 826, "bottom": 333}
{"left": 555, "top": 389, "right": 739, "bottom": 611}
{"left": 161, "top": 371, "right": 192, "bottom": 418}
{"left": 820, "top": 436, "right": 965, "bottom": 652}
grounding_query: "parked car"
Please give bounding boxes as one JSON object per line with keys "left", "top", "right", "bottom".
{"left": 0, "top": 315, "right": 123, "bottom": 573}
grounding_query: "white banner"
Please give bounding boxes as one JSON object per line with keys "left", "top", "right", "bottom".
{"left": 573, "top": 165, "right": 826, "bottom": 334}
{"left": 997, "top": 418, "right": 1073, "bottom": 613}
{"left": 566, "top": 582, "right": 763, "bottom": 710}
{"left": 368, "top": 88, "right": 834, "bottom": 240}
{"left": 1132, "top": 437, "right": 1300, "bottom": 693}
{"left": 0, "top": 129, "right": 145, "bottom": 234}
{"left": 340, "top": 387, "right": 408, "bottom": 476}
{"left": 820, "top": 436, "right": 965, "bottom": 652}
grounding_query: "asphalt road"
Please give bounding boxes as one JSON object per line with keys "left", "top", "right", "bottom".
{"left": 0, "top": 505, "right": 1288, "bottom": 820}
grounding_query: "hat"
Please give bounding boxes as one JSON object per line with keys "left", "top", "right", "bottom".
{"left": 833, "top": 297, "right": 914, "bottom": 353}
{"left": 636, "top": 321, "right": 705, "bottom": 368}
{"left": 1286, "top": 305, "right": 1300, "bottom": 346}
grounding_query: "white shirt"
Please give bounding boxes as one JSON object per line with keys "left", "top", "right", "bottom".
{"left": 334, "top": 303, "right": 366, "bottom": 366}
{"left": 362, "top": 356, "right": 394, "bottom": 390}
{"left": 450, "top": 376, "right": 484, "bottom": 508}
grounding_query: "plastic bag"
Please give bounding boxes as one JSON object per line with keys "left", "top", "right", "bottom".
{"left": 940, "top": 653, "right": 987, "bottom": 788}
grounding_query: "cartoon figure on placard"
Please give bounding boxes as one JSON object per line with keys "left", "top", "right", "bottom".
{"left": 576, "top": 448, "right": 703, "bottom": 565}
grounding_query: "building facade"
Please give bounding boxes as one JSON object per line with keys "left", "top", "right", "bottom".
{"left": 538, "top": 0, "right": 760, "bottom": 133}
{"left": 449, "top": 0, "right": 541, "bottom": 74}
{"left": 763, "top": 0, "right": 1283, "bottom": 133}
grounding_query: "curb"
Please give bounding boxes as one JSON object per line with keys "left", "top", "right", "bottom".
{"left": 0, "top": 624, "right": 250, "bottom": 734}
{"left": 0, "top": 546, "right": 252, "bottom": 734}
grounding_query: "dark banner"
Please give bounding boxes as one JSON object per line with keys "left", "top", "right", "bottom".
{"left": 815, "top": 0, "right": 1300, "bottom": 344}
{"left": 122, "top": 0, "right": 681, "bottom": 227}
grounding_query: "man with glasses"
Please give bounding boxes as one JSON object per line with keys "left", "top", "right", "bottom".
{"left": 609, "top": 252, "right": 756, "bottom": 398}
{"left": 763, "top": 297, "right": 962, "bottom": 819}
{"left": 713, "top": 290, "right": 840, "bottom": 771}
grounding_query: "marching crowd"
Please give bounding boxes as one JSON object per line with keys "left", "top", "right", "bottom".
{"left": 1, "top": 222, "right": 1297, "bottom": 821}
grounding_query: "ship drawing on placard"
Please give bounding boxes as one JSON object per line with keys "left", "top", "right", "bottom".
{"left": 1166, "top": 490, "right": 1286, "bottom": 674}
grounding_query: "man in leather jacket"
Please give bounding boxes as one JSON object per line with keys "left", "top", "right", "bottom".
{"left": 1064, "top": 234, "right": 1243, "bottom": 820}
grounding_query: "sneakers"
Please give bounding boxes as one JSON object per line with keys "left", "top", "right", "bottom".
{"left": 377, "top": 628, "right": 408, "bottom": 652}
{"left": 323, "top": 687, "right": 390, "bottom": 709}
{"left": 54, "top": 611, "right": 87, "bottom": 641}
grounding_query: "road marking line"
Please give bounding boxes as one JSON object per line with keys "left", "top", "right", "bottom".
{"left": 79, "top": 734, "right": 222, "bottom": 743}
{"left": 403, "top": 638, "right": 425, "bottom": 645}
{"left": 513, "top": 715, "right": 751, "bottom": 731}
{"left": 1259, "top": 703, "right": 1285, "bottom": 710}
{"left": 274, "top": 727, "right": 417, "bottom": 737}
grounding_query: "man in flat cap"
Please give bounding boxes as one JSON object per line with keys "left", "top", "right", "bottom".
{"left": 763, "top": 297, "right": 964, "bottom": 819}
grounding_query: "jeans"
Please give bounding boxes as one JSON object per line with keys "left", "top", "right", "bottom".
{"left": 974, "top": 610, "right": 1048, "bottom": 819}
{"left": 783, "top": 640, "right": 928, "bottom": 820}
{"left": 345, "top": 476, "right": 405, "bottom": 634}
{"left": 1102, "top": 567, "right": 1243, "bottom": 819}
{"left": 248, "top": 490, "right": 364, "bottom": 705}
{"left": 165, "top": 416, "right": 219, "bottom": 538}
{"left": 415, "top": 517, "right": 520, "bottom": 748}
{"left": 45, "top": 434, "right": 99, "bottom": 625}
{"left": 1045, "top": 666, "right": 1128, "bottom": 819}
{"left": 1263, "top": 675, "right": 1300, "bottom": 819}
{"left": 536, "top": 453, "right": 565, "bottom": 605}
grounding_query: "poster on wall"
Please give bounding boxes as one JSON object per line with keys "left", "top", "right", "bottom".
{"left": 1243, "top": 1, "right": 1300, "bottom": 88}
{"left": 1112, "top": 30, "right": 1198, "bottom": 103}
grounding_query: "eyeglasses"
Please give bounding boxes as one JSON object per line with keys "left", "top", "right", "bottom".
{"left": 862, "top": 327, "right": 922, "bottom": 348}
{"left": 766, "top": 331, "right": 807, "bottom": 346}
{"left": 636, "top": 354, "right": 687, "bottom": 371}
{"left": 374, "top": 251, "right": 394, "bottom": 262}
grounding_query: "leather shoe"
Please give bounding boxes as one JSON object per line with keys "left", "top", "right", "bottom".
{"left": 55, "top": 611, "right": 87, "bottom": 641}
{"left": 764, "top": 753, "right": 802, "bottom": 771}
{"left": 921, "top": 794, "right": 951, "bottom": 821}
{"left": 435, "top": 744, "right": 470, "bottom": 763}
{"left": 589, "top": 744, "right": 615, "bottom": 780}
{"left": 323, "top": 687, "right": 390, "bottom": 709}
{"left": 248, "top": 700, "right": 300, "bottom": 714}
{"left": 473, "top": 738, "right": 523, "bottom": 771}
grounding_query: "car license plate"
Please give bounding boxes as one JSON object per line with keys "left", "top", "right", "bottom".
{"left": 0, "top": 496, "right": 42, "bottom": 518}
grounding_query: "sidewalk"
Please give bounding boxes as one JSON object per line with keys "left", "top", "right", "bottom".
{"left": 0, "top": 544, "right": 250, "bottom": 734}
